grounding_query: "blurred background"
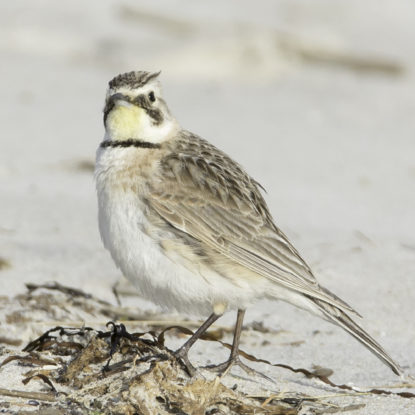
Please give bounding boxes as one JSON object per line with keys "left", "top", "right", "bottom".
{"left": 0, "top": 0, "right": 414, "bottom": 381}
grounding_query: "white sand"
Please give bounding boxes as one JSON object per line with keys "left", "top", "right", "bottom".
{"left": 1, "top": 1, "right": 414, "bottom": 413}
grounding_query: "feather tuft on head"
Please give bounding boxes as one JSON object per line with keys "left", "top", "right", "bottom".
{"left": 108, "top": 71, "right": 161, "bottom": 90}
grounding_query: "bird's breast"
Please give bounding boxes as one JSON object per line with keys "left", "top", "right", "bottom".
{"left": 95, "top": 144, "right": 162, "bottom": 196}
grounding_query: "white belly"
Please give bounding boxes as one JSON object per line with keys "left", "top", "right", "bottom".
{"left": 96, "top": 184, "right": 260, "bottom": 315}
{"left": 95, "top": 149, "right": 323, "bottom": 318}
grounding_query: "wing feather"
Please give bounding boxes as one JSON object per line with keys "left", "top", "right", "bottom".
{"left": 150, "top": 132, "right": 354, "bottom": 312}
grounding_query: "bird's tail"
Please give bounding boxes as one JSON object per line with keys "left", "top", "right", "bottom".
{"left": 311, "top": 298, "right": 403, "bottom": 376}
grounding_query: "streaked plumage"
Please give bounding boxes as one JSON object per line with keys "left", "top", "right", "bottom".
{"left": 95, "top": 71, "right": 402, "bottom": 376}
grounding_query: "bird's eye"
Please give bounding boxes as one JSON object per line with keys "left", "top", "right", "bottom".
{"left": 148, "top": 91, "right": 156, "bottom": 102}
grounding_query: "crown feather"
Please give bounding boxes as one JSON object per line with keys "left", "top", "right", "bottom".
{"left": 108, "top": 71, "right": 161, "bottom": 90}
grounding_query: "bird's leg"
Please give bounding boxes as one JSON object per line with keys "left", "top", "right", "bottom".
{"left": 174, "top": 312, "right": 221, "bottom": 376}
{"left": 204, "top": 309, "right": 245, "bottom": 374}
{"left": 205, "top": 309, "right": 274, "bottom": 382}
{"left": 229, "top": 308, "right": 245, "bottom": 362}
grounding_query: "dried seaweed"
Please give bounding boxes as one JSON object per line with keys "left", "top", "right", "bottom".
{"left": 155, "top": 325, "right": 415, "bottom": 400}
{"left": 1, "top": 283, "right": 413, "bottom": 414}
{"left": 22, "top": 374, "right": 57, "bottom": 392}
{"left": 2, "top": 321, "right": 410, "bottom": 414}
{"left": 1, "top": 324, "right": 303, "bottom": 414}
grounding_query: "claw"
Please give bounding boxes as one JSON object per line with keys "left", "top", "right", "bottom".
{"left": 172, "top": 312, "right": 222, "bottom": 377}
{"left": 204, "top": 355, "right": 275, "bottom": 383}
{"left": 174, "top": 347, "right": 197, "bottom": 376}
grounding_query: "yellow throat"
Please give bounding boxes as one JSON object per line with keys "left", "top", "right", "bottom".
{"left": 106, "top": 104, "right": 145, "bottom": 140}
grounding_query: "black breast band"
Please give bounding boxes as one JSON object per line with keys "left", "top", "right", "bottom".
{"left": 100, "top": 139, "right": 161, "bottom": 149}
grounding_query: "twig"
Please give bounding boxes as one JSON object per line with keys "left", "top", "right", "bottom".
{"left": 0, "top": 388, "right": 55, "bottom": 402}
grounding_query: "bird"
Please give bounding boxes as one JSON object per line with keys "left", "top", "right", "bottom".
{"left": 95, "top": 70, "right": 403, "bottom": 377}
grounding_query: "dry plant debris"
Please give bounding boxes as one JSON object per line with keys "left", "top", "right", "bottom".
{"left": 1, "top": 324, "right": 303, "bottom": 414}
{"left": 0, "top": 283, "right": 413, "bottom": 414}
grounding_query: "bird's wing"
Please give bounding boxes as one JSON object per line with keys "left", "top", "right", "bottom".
{"left": 149, "top": 133, "right": 354, "bottom": 312}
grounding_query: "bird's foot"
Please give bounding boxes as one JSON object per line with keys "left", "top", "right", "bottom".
{"left": 174, "top": 347, "right": 197, "bottom": 377}
{"left": 203, "top": 355, "right": 275, "bottom": 383}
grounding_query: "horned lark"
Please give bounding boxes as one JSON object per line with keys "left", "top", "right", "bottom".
{"left": 95, "top": 71, "right": 402, "bottom": 376}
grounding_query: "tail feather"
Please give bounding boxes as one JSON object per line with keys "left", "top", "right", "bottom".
{"left": 312, "top": 298, "right": 403, "bottom": 376}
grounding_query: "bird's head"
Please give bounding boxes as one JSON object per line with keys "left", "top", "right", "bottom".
{"left": 103, "top": 71, "right": 179, "bottom": 144}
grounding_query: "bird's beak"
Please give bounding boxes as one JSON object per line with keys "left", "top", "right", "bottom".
{"left": 103, "top": 93, "right": 134, "bottom": 125}
{"left": 108, "top": 93, "right": 131, "bottom": 106}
